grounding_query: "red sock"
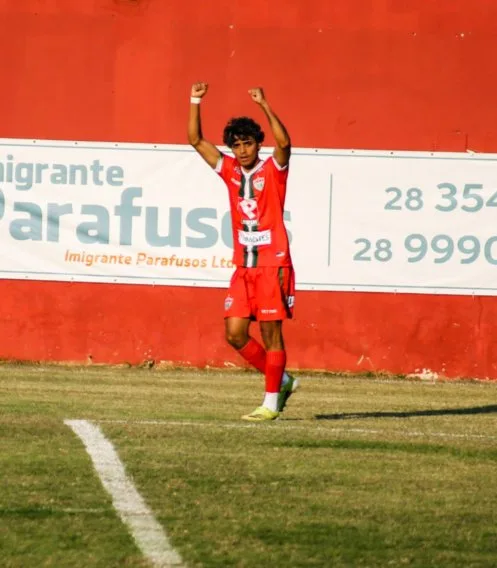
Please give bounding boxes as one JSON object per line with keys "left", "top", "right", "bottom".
{"left": 238, "top": 338, "right": 266, "bottom": 374}
{"left": 265, "top": 350, "right": 286, "bottom": 393}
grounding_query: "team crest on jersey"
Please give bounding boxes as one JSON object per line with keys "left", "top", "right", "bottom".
{"left": 253, "top": 176, "right": 265, "bottom": 191}
{"left": 224, "top": 295, "right": 234, "bottom": 311}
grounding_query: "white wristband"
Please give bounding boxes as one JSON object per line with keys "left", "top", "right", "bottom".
{"left": 190, "top": 96, "right": 201, "bottom": 104}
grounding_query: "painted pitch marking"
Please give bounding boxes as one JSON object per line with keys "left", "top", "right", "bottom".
{"left": 98, "top": 418, "right": 497, "bottom": 442}
{"left": 65, "top": 419, "right": 184, "bottom": 568}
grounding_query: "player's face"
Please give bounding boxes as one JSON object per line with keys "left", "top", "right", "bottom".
{"left": 231, "top": 137, "right": 260, "bottom": 169}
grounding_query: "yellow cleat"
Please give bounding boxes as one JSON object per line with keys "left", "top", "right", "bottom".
{"left": 241, "top": 406, "right": 279, "bottom": 422}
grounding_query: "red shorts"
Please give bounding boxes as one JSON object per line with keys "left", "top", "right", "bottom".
{"left": 224, "top": 266, "right": 295, "bottom": 321}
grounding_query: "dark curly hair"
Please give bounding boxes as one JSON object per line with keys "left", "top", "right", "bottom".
{"left": 223, "top": 117, "right": 265, "bottom": 148}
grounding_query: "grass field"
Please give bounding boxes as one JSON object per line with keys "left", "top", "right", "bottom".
{"left": 1, "top": 364, "right": 497, "bottom": 567}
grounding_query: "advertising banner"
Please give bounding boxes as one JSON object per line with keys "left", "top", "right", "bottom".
{"left": 1, "top": 138, "right": 497, "bottom": 295}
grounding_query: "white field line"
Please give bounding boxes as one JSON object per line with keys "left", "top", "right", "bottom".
{"left": 64, "top": 419, "right": 184, "bottom": 568}
{"left": 98, "top": 418, "right": 497, "bottom": 441}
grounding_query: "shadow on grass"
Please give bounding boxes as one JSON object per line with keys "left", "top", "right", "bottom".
{"left": 315, "top": 404, "right": 497, "bottom": 420}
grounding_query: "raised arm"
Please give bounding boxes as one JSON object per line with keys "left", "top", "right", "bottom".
{"left": 249, "top": 88, "right": 291, "bottom": 168}
{"left": 187, "top": 82, "right": 221, "bottom": 169}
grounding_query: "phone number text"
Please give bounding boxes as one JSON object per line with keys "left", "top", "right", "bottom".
{"left": 354, "top": 234, "right": 497, "bottom": 264}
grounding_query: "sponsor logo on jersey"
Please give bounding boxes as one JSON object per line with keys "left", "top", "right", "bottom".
{"left": 238, "top": 229, "right": 271, "bottom": 246}
{"left": 239, "top": 198, "right": 258, "bottom": 219}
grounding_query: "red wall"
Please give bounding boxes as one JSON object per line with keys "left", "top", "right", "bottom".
{"left": 1, "top": 0, "right": 497, "bottom": 378}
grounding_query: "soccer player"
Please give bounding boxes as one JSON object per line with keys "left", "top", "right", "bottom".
{"left": 188, "top": 82, "right": 298, "bottom": 421}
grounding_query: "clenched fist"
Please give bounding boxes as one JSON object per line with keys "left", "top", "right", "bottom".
{"left": 248, "top": 87, "right": 266, "bottom": 104}
{"left": 191, "top": 82, "right": 208, "bottom": 98}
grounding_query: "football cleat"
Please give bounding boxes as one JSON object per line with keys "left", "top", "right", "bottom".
{"left": 278, "top": 374, "right": 300, "bottom": 412}
{"left": 241, "top": 406, "right": 279, "bottom": 422}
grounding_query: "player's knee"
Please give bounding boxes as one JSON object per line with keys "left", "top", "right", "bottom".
{"left": 260, "top": 323, "right": 284, "bottom": 351}
{"left": 225, "top": 330, "right": 247, "bottom": 350}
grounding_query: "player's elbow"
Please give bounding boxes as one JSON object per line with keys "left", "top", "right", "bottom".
{"left": 188, "top": 133, "right": 202, "bottom": 148}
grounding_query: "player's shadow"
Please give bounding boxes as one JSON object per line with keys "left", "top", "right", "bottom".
{"left": 315, "top": 404, "right": 497, "bottom": 420}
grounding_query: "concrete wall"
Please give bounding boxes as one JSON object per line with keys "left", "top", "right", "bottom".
{"left": 1, "top": 0, "right": 496, "bottom": 378}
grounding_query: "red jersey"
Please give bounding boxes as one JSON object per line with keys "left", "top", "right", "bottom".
{"left": 216, "top": 154, "right": 292, "bottom": 268}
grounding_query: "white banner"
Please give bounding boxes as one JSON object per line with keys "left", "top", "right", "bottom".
{"left": 1, "top": 138, "right": 497, "bottom": 296}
